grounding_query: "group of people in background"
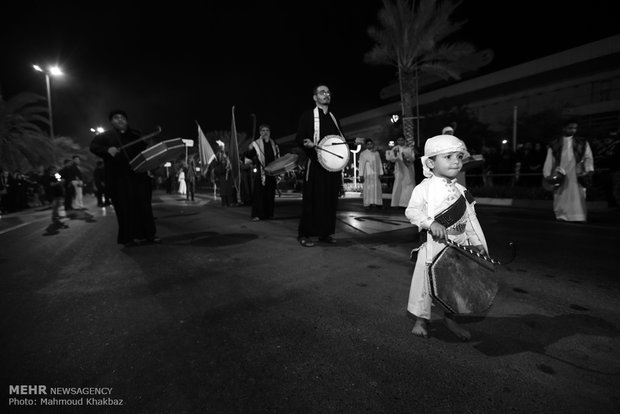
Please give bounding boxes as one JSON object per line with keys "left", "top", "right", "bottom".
{"left": 0, "top": 155, "right": 86, "bottom": 228}
{"left": 0, "top": 169, "right": 37, "bottom": 214}
{"left": 173, "top": 159, "right": 197, "bottom": 200}
{"left": 2, "top": 93, "right": 618, "bottom": 247}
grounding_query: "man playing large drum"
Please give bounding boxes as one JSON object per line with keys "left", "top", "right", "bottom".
{"left": 405, "top": 134, "right": 489, "bottom": 341}
{"left": 296, "top": 84, "right": 349, "bottom": 247}
{"left": 245, "top": 124, "right": 280, "bottom": 221}
{"left": 89, "top": 110, "right": 160, "bottom": 246}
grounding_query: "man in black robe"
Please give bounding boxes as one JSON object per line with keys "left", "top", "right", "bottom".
{"left": 296, "top": 84, "right": 344, "bottom": 247}
{"left": 59, "top": 158, "right": 75, "bottom": 212}
{"left": 93, "top": 160, "right": 111, "bottom": 206}
{"left": 90, "top": 110, "right": 160, "bottom": 246}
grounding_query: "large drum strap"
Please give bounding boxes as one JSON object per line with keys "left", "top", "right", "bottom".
{"left": 434, "top": 195, "right": 466, "bottom": 228}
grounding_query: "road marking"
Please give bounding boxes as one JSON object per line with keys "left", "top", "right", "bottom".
{"left": 0, "top": 220, "right": 38, "bottom": 235}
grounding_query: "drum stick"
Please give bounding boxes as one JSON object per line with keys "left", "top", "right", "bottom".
{"left": 118, "top": 126, "right": 162, "bottom": 150}
{"left": 328, "top": 142, "right": 348, "bottom": 145}
{"left": 315, "top": 146, "right": 343, "bottom": 159}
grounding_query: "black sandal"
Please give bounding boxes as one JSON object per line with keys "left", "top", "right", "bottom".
{"left": 319, "top": 236, "right": 336, "bottom": 244}
{"left": 298, "top": 237, "right": 315, "bottom": 247}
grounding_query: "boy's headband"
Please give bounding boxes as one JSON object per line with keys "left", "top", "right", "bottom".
{"left": 421, "top": 134, "right": 470, "bottom": 178}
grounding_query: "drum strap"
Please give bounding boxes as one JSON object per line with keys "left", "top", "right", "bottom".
{"left": 252, "top": 139, "right": 280, "bottom": 186}
{"left": 308, "top": 107, "right": 344, "bottom": 181}
{"left": 312, "top": 107, "right": 344, "bottom": 144}
{"left": 418, "top": 195, "right": 467, "bottom": 264}
{"left": 313, "top": 108, "right": 320, "bottom": 145}
{"left": 434, "top": 195, "right": 466, "bottom": 228}
{"left": 251, "top": 139, "right": 280, "bottom": 168}
{"left": 423, "top": 183, "right": 470, "bottom": 263}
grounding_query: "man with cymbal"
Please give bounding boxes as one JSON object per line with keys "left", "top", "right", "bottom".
{"left": 296, "top": 84, "right": 347, "bottom": 247}
{"left": 90, "top": 110, "right": 160, "bottom": 246}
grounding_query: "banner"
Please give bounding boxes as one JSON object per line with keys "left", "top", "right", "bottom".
{"left": 196, "top": 122, "right": 215, "bottom": 176}
{"left": 229, "top": 106, "right": 241, "bottom": 193}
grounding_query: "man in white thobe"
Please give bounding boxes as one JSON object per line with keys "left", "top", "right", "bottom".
{"left": 358, "top": 138, "right": 384, "bottom": 209}
{"left": 543, "top": 120, "right": 594, "bottom": 222}
{"left": 386, "top": 136, "right": 416, "bottom": 207}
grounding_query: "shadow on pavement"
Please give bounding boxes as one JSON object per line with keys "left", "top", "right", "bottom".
{"left": 157, "top": 231, "right": 259, "bottom": 247}
{"left": 43, "top": 221, "right": 69, "bottom": 236}
{"left": 155, "top": 212, "right": 201, "bottom": 220}
{"left": 66, "top": 209, "right": 96, "bottom": 223}
{"left": 439, "top": 313, "right": 620, "bottom": 375}
{"left": 467, "top": 313, "right": 618, "bottom": 354}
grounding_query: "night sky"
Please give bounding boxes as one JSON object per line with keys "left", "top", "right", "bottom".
{"left": 1, "top": 0, "right": 617, "bottom": 147}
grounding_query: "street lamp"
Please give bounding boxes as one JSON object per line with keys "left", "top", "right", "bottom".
{"left": 33, "top": 64, "right": 63, "bottom": 139}
{"left": 350, "top": 142, "right": 362, "bottom": 187}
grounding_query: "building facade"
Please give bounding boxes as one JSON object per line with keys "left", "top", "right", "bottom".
{"left": 277, "top": 35, "right": 620, "bottom": 152}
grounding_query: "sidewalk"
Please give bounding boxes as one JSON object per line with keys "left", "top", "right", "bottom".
{"left": 343, "top": 191, "right": 614, "bottom": 211}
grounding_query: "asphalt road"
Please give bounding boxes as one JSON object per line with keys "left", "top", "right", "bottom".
{"left": 2, "top": 191, "right": 619, "bottom": 413}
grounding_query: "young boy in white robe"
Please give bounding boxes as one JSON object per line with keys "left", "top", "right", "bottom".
{"left": 405, "top": 134, "right": 488, "bottom": 341}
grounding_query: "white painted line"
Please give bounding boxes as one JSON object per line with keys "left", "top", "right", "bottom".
{"left": 0, "top": 221, "right": 35, "bottom": 235}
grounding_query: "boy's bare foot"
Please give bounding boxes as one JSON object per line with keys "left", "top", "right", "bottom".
{"left": 411, "top": 318, "right": 429, "bottom": 338}
{"left": 444, "top": 315, "right": 471, "bottom": 341}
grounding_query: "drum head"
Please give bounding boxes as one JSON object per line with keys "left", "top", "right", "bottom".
{"left": 264, "top": 153, "right": 299, "bottom": 176}
{"left": 130, "top": 138, "right": 186, "bottom": 172}
{"left": 429, "top": 246, "right": 497, "bottom": 314}
{"left": 317, "top": 135, "right": 350, "bottom": 172}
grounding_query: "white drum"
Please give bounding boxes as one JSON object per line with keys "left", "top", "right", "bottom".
{"left": 316, "top": 135, "right": 350, "bottom": 172}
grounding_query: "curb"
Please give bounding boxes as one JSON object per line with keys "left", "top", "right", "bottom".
{"left": 344, "top": 192, "right": 611, "bottom": 212}
{"left": 477, "top": 197, "right": 610, "bottom": 212}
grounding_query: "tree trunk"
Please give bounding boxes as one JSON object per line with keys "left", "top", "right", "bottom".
{"left": 398, "top": 65, "right": 416, "bottom": 148}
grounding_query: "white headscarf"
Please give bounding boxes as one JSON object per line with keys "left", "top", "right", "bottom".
{"left": 421, "top": 134, "right": 470, "bottom": 178}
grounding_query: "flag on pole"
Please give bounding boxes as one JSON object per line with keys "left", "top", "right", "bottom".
{"left": 196, "top": 121, "right": 215, "bottom": 176}
{"left": 229, "top": 106, "right": 241, "bottom": 193}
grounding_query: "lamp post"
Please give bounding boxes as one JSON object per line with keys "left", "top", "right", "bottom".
{"left": 182, "top": 138, "right": 194, "bottom": 165}
{"left": 33, "top": 64, "right": 63, "bottom": 139}
{"left": 350, "top": 143, "right": 362, "bottom": 187}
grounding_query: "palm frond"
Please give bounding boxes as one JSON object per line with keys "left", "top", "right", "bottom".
{"left": 0, "top": 92, "right": 54, "bottom": 170}
{"left": 366, "top": 0, "right": 478, "bottom": 77}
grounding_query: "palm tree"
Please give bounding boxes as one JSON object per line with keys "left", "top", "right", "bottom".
{"left": 0, "top": 91, "right": 57, "bottom": 171}
{"left": 365, "top": 0, "right": 479, "bottom": 147}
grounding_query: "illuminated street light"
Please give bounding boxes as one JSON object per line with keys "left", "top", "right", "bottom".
{"left": 33, "top": 64, "right": 63, "bottom": 139}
